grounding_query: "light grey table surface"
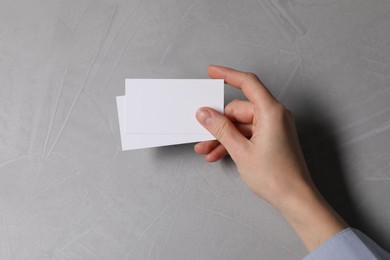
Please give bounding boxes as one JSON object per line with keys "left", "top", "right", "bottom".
{"left": 1, "top": 0, "right": 389, "bottom": 259}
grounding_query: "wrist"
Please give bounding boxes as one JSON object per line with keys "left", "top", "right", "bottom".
{"left": 276, "top": 182, "right": 348, "bottom": 251}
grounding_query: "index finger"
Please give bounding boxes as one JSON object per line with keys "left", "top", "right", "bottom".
{"left": 208, "top": 65, "right": 277, "bottom": 107}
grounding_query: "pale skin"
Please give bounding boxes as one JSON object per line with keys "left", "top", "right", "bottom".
{"left": 195, "top": 65, "right": 348, "bottom": 252}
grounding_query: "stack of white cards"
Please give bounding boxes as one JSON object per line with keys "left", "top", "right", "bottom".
{"left": 116, "top": 79, "right": 224, "bottom": 150}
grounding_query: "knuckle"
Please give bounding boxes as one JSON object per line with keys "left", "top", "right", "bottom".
{"left": 225, "top": 99, "right": 240, "bottom": 114}
{"left": 214, "top": 120, "right": 229, "bottom": 140}
{"left": 270, "top": 103, "right": 290, "bottom": 119}
{"left": 246, "top": 72, "right": 257, "bottom": 78}
{"left": 245, "top": 72, "right": 259, "bottom": 82}
{"left": 230, "top": 98, "right": 241, "bottom": 105}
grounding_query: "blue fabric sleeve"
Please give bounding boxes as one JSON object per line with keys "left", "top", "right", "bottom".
{"left": 303, "top": 228, "right": 390, "bottom": 260}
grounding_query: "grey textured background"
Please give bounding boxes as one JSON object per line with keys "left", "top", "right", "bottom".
{"left": 1, "top": 0, "right": 390, "bottom": 259}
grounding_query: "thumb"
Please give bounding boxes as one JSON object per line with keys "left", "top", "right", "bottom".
{"left": 196, "top": 107, "right": 249, "bottom": 160}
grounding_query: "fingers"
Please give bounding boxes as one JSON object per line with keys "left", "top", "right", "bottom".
{"left": 205, "top": 144, "right": 228, "bottom": 162}
{"left": 194, "top": 140, "right": 228, "bottom": 162}
{"left": 196, "top": 107, "right": 249, "bottom": 161}
{"left": 194, "top": 140, "right": 220, "bottom": 155}
{"left": 225, "top": 99, "right": 254, "bottom": 123}
{"left": 208, "top": 65, "right": 276, "bottom": 109}
{"left": 194, "top": 141, "right": 229, "bottom": 162}
{"left": 195, "top": 123, "right": 252, "bottom": 154}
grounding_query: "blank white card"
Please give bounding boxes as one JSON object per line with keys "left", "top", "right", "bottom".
{"left": 117, "top": 79, "right": 224, "bottom": 150}
{"left": 125, "top": 79, "right": 224, "bottom": 135}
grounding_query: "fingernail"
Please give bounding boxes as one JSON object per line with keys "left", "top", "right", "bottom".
{"left": 196, "top": 109, "right": 212, "bottom": 126}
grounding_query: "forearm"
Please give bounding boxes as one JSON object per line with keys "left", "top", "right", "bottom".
{"left": 276, "top": 182, "right": 348, "bottom": 252}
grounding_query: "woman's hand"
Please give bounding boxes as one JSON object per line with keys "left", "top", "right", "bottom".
{"left": 195, "top": 65, "right": 348, "bottom": 251}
